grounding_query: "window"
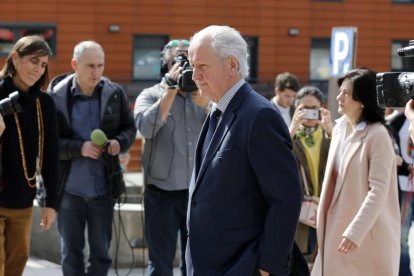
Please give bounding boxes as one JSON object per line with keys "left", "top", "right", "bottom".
{"left": 0, "top": 23, "right": 56, "bottom": 56}
{"left": 310, "top": 38, "right": 331, "bottom": 81}
{"left": 133, "top": 35, "right": 169, "bottom": 81}
{"left": 391, "top": 40, "right": 414, "bottom": 71}
{"left": 245, "top": 36, "right": 259, "bottom": 83}
{"left": 309, "top": 38, "right": 331, "bottom": 102}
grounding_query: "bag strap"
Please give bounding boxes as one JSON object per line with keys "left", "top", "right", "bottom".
{"left": 300, "top": 165, "right": 311, "bottom": 197}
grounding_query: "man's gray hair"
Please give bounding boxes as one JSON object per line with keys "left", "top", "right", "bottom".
{"left": 191, "top": 25, "right": 249, "bottom": 78}
{"left": 73, "top": 40, "right": 104, "bottom": 60}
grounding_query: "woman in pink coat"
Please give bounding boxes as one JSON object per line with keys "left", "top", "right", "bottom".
{"left": 312, "top": 68, "right": 400, "bottom": 276}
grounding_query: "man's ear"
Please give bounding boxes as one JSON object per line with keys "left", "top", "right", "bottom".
{"left": 228, "top": 56, "right": 239, "bottom": 76}
{"left": 275, "top": 87, "right": 281, "bottom": 96}
{"left": 70, "top": 58, "right": 77, "bottom": 71}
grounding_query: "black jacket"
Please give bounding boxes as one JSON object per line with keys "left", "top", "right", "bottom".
{"left": 0, "top": 77, "right": 59, "bottom": 209}
{"left": 48, "top": 74, "right": 136, "bottom": 206}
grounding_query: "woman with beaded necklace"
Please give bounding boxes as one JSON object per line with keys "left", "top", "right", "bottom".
{"left": 289, "top": 86, "right": 333, "bottom": 259}
{"left": 0, "top": 35, "right": 58, "bottom": 275}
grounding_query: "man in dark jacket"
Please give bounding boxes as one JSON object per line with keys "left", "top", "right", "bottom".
{"left": 48, "top": 40, "right": 136, "bottom": 276}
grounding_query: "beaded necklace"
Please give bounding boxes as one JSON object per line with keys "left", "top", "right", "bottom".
{"left": 13, "top": 98, "right": 44, "bottom": 188}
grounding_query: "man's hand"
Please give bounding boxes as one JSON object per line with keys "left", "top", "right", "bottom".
{"left": 405, "top": 99, "right": 414, "bottom": 122}
{"left": 259, "top": 269, "right": 270, "bottom": 276}
{"left": 108, "top": 139, "right": 121, "bottom": 156}
{"left": 0, "top": 114, "right": 5, "bottom": 136}
{"left": 165, "top": 62, "right": 182, "bottom": 86}
{"left": 40, "top": 207, "right": 56, "bottom": 230}
{"left": 81, "top": 141, "right": 103, "bottom": 159}
{"left": 405, "top": 99, "right": 414, "bottom": 142}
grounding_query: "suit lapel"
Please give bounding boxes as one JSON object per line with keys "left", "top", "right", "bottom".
{"left": 194, "top": 117, "right": 209, "bottom": 177}
{"left": 193, "top": 83, "right": 251, "bottom": 192}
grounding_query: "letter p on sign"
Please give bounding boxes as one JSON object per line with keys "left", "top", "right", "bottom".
{"left": 330, "top": 27, "right": 357, "bottom": 77}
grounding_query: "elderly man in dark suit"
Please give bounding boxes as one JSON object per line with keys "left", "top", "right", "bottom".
{"left": 185, "top": 25, "right": 302, "bottom": 276}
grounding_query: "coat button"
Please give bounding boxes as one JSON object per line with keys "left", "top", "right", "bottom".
{"left": 191, "top": 200, "right": 197, "bottom": 207}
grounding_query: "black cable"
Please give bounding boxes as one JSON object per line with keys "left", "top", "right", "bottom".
{"left": 139, "top": 84, "right": 178, "bottom": 275}
{"left": 113, "top": 201, "right": 135, "bottom": 276}
{"left": 140, "top": 188, "right": 146, "bottom": 276}
{"left": 102, "top": 153, "right": 135, "bottom": 276}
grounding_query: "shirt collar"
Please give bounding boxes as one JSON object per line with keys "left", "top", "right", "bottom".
{"left": 215, "top": 78, "right": 245, "bottom": 113}
{"left": 70, "top": 76, "right": 103, "bottom": 98}
{"left": 335, "top": 115, "right": 367, "bottom": 132}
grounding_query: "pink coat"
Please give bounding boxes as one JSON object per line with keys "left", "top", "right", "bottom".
{"left": 311, "top": 121, "right": 400, "bottom": 276}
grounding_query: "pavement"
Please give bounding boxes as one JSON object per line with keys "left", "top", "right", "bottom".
{"left": 23, "top": 256, "right": 181, "bottom": 276}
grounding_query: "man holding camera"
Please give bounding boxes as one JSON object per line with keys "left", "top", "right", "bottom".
{"left": 134, "top": 39, "right": 209, "bottom": 276}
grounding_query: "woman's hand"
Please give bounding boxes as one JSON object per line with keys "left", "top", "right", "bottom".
{"left": 319, "top": 107, "right": 333, "bottom": 137}
{"left": 338, "top": 237, "right": 358, "bottom": 253}
{"left": 40, "top": 207, "right": 56, "bottom": 230}
{"left": 289, "top": 104, "right": 306, "bottom": 138}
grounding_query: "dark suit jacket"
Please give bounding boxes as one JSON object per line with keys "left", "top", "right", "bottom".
{"left": 186, "top": 82, "right": 302, "bottom": 276}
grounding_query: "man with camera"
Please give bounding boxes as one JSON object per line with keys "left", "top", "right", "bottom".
{"left": 134, "top": 39, "right": 209, "bottom": 276}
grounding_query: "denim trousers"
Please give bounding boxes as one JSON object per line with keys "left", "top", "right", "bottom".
{"left": 0, "top": 207, "right": 32, "bottom": 276}
{"left": 58, "top": 192, "right": 114, "bottom": 276}
{"left": 144, "top": 184, "right": 188, "bottom": 276}
{"left": 400, "top": 191, "right": 414, "bottom": 276}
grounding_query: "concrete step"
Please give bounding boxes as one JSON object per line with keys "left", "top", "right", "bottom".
{"left": 122, "top": 172, "right": 144, "bottom": 204}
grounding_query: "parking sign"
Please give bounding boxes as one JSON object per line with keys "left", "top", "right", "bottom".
{"left": 330, "top": 27, "right": 358, "bottom": 77}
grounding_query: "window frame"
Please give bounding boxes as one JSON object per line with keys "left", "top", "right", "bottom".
{"left": 391, "top": 40, "right": 414, "bottom": 72}
{"left": 0, "top": 22, "right": 57, "bottom": 56}
{"left": 132, "top": 34, "right": 169, "bottom": 82}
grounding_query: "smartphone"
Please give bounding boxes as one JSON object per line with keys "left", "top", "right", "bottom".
{"left": 302, "top": 108, "right": 320, "bottom": 120}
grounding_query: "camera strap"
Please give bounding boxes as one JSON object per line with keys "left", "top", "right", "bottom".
{"left": 14, "top": 98, "right": 44, "bottom": 188}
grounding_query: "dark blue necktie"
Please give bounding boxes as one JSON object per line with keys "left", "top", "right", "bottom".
{"left": 202, "top": 107, "right": 221, "bottom": 158}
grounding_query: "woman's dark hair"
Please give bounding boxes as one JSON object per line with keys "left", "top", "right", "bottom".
{"left": 295, "top": 85, "right": 323, "bottom": 107}
{"left": 337, "top": 67, "right": 385, "bottom": 125}
{"left": 0, "top": 35, "right": 53, "bottom": 88}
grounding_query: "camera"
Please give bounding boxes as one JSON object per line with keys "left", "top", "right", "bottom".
{"left": 377, "top": 40, "right": 414, "bottom": 107}
{"left": 0, "top": 91, "right": 24, "bottom": 117}
{"left": 173, "top": 54, "right": 198, "bottom": 92}
{"left": 302, "top": 108, "right": 320, "bottom": 120}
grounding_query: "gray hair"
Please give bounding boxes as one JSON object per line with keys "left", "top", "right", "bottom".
{"left": 191, "top": 25, "right": 249, "bottom": 78}
{"left": 73, "top": 40, "right": 104, "bottom": 60}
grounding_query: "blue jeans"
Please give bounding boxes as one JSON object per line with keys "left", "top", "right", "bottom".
{"left": 400, "top": 191, "right": 414, "bottom": 276}
{"left": 57, "top": 192, "right": 114, "bottom": 276}
{"left": 144, "top": 185, "right": 188, "bottom": 276}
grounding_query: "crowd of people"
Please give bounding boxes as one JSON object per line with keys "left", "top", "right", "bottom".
{"left": 0, "top": 25, "right": 413, "bottom": 276}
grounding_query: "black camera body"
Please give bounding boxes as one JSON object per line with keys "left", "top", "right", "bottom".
{"left": 173, "top": 54, "right": 198, "bottom": 93}
{"left": 0, "top": 91, "right": 24, "bottom": 117}
{"left": 377, "top": 40, "right": 414, "bottom": 108}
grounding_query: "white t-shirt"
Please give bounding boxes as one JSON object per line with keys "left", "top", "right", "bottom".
{"left": 272, "top": 98, "right": 291, "bottom": 126}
